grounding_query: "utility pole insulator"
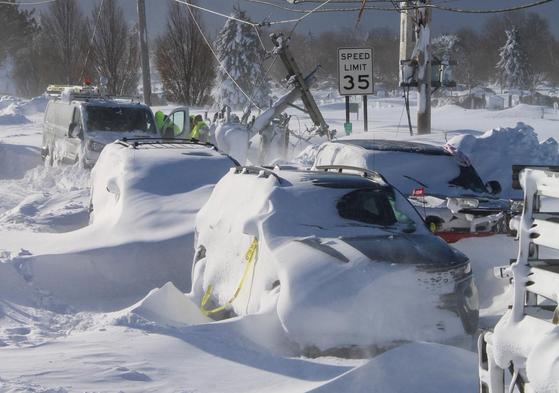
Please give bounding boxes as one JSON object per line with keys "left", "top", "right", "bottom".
{"left": 137, "top": 0, "right": 152, "bottom": 106}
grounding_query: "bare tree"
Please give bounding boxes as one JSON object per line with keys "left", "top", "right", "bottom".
{"left": 39, "top": 0, "right": 90, "bottom": 84}
{"left": 155, "top": 2, "right": 214, "bottom": 106}
{"left": 90, "top": 0, "right": 139, "bottom": 95}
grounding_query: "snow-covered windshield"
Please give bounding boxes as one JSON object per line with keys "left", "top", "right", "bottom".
{"left": 86, "top": 106, "right": 156, "bottom": 133}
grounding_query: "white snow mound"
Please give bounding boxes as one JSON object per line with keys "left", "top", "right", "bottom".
{"left": 310, "top": 342, "right": 477, "bottom": 393}
{"left": 448, "top": 122, "right": 559, "bottom": 198}
{"left": 116, "top": 282, "right": 211, "bottom": 328}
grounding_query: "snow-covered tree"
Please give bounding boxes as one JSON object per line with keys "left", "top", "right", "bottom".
{"left": 432, "top": 34, "right": 459, "bottom": 63}
{"left": 496, "top": 28, "right": 529, "bottom": 90}
{"left": 212, "top": 7, "right": 270, "bottom": 110}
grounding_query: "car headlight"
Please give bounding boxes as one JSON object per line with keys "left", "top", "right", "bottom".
{"left": 447, "top": 197, "right": 479, "bottom": 210}
{"left": 89, "top": 140, "right": 105, "bottom": 152}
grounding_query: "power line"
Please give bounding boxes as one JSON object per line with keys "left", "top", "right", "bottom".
{"left": 249, "top": 0, "right": 555, "bottom": 14}
{"left": 80, "top": 0, "right": 104, "bottom": 81}
{"left": 0, "top": 0, "right": 56, "bottom": 5}
{"left": 178, "top": 0, "right": 263, "bottom": 111}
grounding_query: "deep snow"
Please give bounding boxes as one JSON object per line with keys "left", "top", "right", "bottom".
{"left": 1, "top": 96, "right": 558, "bottom": 391}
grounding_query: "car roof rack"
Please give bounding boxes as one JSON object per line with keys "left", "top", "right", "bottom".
{"left": 46, "top": 84, "right": 101, "bottom": 101}
{"left": 45, "top": 84, "right": 141, "bottom": 104}
{"left": 314, "top": 165, "right": 388, "bottom": 185}
{"left": 116, "top": 137, "right": 218, "bottom": 150}
{"left": 234, "top": 166, "right": 284, "bottom": 184}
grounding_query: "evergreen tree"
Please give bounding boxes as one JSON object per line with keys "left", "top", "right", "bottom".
{"left": 496, "top": 28, "right": 529, "bottom": 90}
{"left": 212, "top": 6, "right": 270, "bottom": 110}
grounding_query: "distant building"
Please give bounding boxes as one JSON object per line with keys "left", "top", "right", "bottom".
{"left": 487, "top": 94, "right": 505, "bottom": 110}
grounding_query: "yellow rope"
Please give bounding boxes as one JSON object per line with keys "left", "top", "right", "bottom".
{"left": 200, "top": 238, "right": 258, "bottom": 316}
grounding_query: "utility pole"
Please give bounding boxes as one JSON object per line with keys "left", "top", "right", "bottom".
{"left": 399, "top": 1, "right": 414, "bottom": 70}
{"left": 137, "top": 0, "right": 152, "bottom": 106}
{"left": 399, "top": 0, "right": 431, "bottom": 134}
{"left": 415, "top": 0, "right": 431, "bottom": 134}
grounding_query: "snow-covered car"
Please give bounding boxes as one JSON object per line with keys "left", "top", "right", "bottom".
{"left": 314, "top": 139, "right": 510, "bottom": 243}
{"left": 87, "top": 138, "right": 238, "bottom": 294}
{"left": 190, "top": 165, "right": 479, "bottom": 352}
{"left": 42, "top": 86, "right": 160, "bottom": 167}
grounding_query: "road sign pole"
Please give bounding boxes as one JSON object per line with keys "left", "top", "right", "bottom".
{"left": 363, "top": 95, "right": 368, "bottom": 132}
{"left": 345, "top": 96, "right": 350, "bottom": 124}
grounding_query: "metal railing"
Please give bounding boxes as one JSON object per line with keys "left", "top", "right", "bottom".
{"left": 479, "top": 167, "right": 559, "bottom": 393}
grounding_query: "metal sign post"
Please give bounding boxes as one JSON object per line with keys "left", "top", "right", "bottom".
{"left": 338, "top": 48, "right": 374, "bottom": 133}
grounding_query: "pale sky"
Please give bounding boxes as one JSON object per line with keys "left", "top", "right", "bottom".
{"left": 21, "top": 0, "right": 559, "bottom": 39}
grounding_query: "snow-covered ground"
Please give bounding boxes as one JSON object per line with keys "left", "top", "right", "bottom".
{"left": 1, "top": 95, "right": 558, "bottom": 392}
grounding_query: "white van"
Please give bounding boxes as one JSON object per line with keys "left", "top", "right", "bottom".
{"left": 42, "top": 87, "right": 160, "bottom": 167}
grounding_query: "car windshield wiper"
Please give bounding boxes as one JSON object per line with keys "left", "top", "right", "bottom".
{"left": 403, "top": 175, "right": 429, "bottom": 188}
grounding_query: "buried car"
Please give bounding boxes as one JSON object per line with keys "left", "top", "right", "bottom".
{"left": 314, "top": 139, "right": 510, "bottom": 243}
{"left": 190, "top": 165, "right": 479, "bottom": 352}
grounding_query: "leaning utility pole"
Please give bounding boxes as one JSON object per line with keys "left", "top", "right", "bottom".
{"left": 415, "top": 0, "right": 431, "bottom": 134}
{"left": 137, "top": 0, "right": 152, "bottom": 106}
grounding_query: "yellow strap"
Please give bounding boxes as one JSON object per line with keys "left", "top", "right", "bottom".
{"left": 200, "top": 238, "right": 258, "bottom": 316}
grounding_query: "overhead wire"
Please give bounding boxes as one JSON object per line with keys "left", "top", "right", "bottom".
{"left": 80, "top": 0, "right": 104, "bottom": 81}
{"left": 177, "top": 0, "right": 263, "bottom": 111}
{"left": 174, "top": 0, "right": 334, "bottom": 112}
{"left": 0, "top": 0, "right": 55, "bottom": 5}
{"left": 248, "top": 0, "right": 554, "bottom": 14}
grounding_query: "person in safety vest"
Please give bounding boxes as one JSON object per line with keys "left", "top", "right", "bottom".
{"left": 155, "top": 111, "right": 167, "bottom": 133}
{"left": 191, "top": 114, "right": 210, "bottom": 142}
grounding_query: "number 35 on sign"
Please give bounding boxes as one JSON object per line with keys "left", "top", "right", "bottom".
{"left": 337, "top": 48, "right": 374, "bottom": 96}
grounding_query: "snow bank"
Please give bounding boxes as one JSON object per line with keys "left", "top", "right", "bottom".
{"left": 0, "top": 142, "right": 236, "bottom": 311}
{"left": 0, "top": 112, "right": 30, "bottom": 125}
{"left": 0, "top": 142, "right": 41, "bottom": 180}
{"left": 311, "top": 342, "right": 477, "bottom": 393}
{"left": 116, "top": 282, "right": 210, "bottom": 328}
{"left": 448, "top": 122, "right": 559, "bottom": 198}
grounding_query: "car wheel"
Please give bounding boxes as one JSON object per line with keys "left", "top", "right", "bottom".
{"left": 425, "top": 216, "right": 443, "bottom": 233}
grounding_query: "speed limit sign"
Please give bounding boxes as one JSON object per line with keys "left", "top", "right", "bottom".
{"left": 338, "top": 48, "right": 374, "bottom": 96}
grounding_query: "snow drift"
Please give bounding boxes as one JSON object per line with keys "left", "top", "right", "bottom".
{"left": 448, "top": 122, "right": 559, "bottom": 198}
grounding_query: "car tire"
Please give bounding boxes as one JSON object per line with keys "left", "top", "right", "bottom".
{"left": 425, "top": 216, "right": 443, "bottom": 233}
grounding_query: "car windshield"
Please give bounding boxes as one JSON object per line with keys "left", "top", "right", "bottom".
{"left": 86, "top": 106, "right": 156, "bottom": 133}
{"left": 336, "top": 188, "right": 417, "bottom": 231}
{"left": 450, "top": 164, "right": 488, "bottom": 193}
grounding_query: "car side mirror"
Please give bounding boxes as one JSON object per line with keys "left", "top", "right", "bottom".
{"left": 68, "top": 122, "right": 76, "bottom": 137}
{"left": 486, "top": 180, "right": 502, "bottom": 195}
{"left": 68, "top": 123, "right": 83, "bottom": 139}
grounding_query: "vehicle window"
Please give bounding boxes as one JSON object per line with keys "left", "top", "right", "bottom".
{"left": 337, "top": 189, "right": 397, "bottom": 226}
{"left": 72, "top": 107, "right": 81, "bottom": 126}
{"left": 168, "top": 111, "right": 185, "bottom": 137}
{"left": 449, "top": 164, "right": 487, "bottom": 193}
{"left": 86, "top": 107, "right": 156, "bottom": 133}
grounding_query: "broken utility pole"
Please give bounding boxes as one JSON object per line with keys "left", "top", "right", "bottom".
{"left": 137, "top": 0, "right": 152, "bottom": 106}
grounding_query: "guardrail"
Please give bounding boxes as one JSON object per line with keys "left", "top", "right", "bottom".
{"left": 478, "top": 167, "right": 559, "bottom": 393}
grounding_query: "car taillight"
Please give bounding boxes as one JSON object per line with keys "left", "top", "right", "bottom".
{"left": 411, "top": 187, "right": 425, "bottom": 197}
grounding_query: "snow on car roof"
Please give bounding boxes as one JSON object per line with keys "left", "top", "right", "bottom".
{"left": 82, "top": 99, "right": 151, "bottom": 110}
{"left": 334, "top": 139, "right": 449, "bottom": 156}
{"left": 269, "top": 167, "right": 390, "bottom": 190}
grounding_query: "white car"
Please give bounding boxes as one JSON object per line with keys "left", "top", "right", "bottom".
{"left": 42, "top": 86, "right": 160, "bottom": 167}
{"left": 314, "top": 139, "right": 509, "bottom": 243}
{"left": 190, "top": 165, "right": 479, "bottom": 352}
